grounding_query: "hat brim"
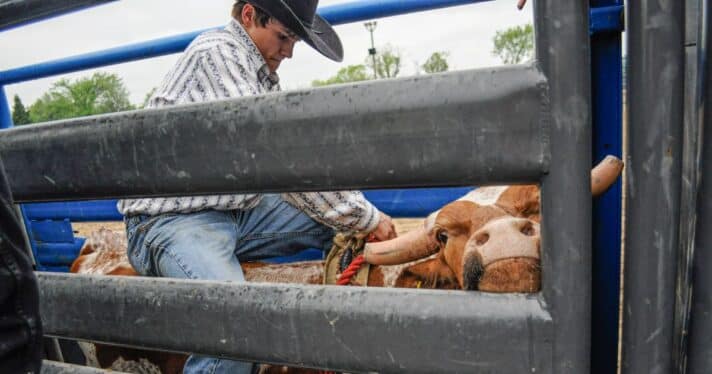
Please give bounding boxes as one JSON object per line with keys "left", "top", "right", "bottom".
{"left": 248, "top": 0, "right": 343, "bottom": 62}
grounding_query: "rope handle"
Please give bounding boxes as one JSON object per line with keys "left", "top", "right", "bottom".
{"left": 336, "top": 254, "right": 366, "bottom": 285}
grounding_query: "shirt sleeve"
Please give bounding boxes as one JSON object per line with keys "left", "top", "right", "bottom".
{"left": 282, "top": 191, "right": 381, "bottom": 233}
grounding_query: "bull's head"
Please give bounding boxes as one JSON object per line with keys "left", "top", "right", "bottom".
{"left": 363, "top": 155, "right": 623, "bottom": 293}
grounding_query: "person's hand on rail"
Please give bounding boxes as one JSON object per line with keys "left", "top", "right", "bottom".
{"left": 367, "top": 212, "right": 398, "bottom": 242}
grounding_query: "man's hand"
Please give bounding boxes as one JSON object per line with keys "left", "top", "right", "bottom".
{"left": 517, "top": 0, "right": 527, "bottom": 10}
{"left": 367, "top": 212, "right": 397, "bottom": 242}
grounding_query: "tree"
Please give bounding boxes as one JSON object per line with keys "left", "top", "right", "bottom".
{"left": 422, "top": 52, "right": 450, "bottom": 74}
{"left": 11, "top": 95, "right": 31, "bottom": 125}
{"left": 312, "top": 65, "right": 370, "bottom": 87}
{"left": 372, "top": 46, "right": 402, "bottom": 79}
{"left": 28, "top": 72, "right": 134, "bottom": 123}
{"left": 492, "top": 24, "right": 534, "bottom": 64}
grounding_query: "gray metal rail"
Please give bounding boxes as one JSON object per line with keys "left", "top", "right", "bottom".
{"left": 0, "top": 0, "right": 115, "bottom": 31}
{"left": 687, "top": 0, "right": 712, "bottom": 372}
{"left": 621, "top": 0, "right": 686, "bottom": 373}
{"left": 534, "top": 0, "right": 592, "bottom": 372}
{"left": 0, "top": 66, "right": 549, "bottom": 202}
{"left": 39, "top": 273, "right": 553, "bottom": 373}
{"left": 674, "top": 1, "right": 702, "bottom": 371}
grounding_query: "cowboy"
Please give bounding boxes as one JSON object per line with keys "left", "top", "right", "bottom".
{"left": 117, "top": 1, "right": 396, "bottom": 372}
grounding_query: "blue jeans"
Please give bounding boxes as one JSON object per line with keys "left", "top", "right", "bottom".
{"left": 125, "top": 194, "right": 334, "bottom": 374}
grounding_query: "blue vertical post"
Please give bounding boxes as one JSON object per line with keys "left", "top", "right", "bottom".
{"left": 590, "top": 1, "right": 624, "bottom": 373}
{"left": 0, "top": 86, "right": 12, "bottom": 129}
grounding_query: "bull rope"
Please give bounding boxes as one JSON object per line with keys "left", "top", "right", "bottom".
{"left": 324, "top": 233, "right": 371, "bottom": 286}
{"left": 336, "top": 254, "right": 366, "bottom": 285}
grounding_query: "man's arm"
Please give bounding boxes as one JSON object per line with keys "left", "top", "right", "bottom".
{"left": 282, "top": 191, "right": 396, "bottom": 239}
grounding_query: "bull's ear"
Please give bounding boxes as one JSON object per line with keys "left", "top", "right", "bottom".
{"left": 394, "top": 258, "right": 459, "bottom": 289}
{"left": 497, "top": 185, "right": 540, "bottom": 220}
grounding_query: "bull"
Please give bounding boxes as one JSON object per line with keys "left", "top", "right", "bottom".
{"left": 68, "top": 155, "right": 622, "bottom": 373}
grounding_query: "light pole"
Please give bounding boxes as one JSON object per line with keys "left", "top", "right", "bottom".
{"left": 364, "top": 21, "right": 377, "bottom": 79}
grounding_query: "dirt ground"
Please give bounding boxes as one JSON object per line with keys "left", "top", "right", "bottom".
{"left": 72, "top": 218, "right": 425, "bottom": 238}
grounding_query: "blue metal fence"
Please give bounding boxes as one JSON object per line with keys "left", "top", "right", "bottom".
{"left": 0, "top": 1, "right": 624, "bottom": 370}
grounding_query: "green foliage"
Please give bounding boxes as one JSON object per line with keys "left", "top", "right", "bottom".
{"left": 492, "top": 24, "right": 534, "bottom": 64}
{"left": 312, "top": 64, "right": 370, "bottom": 87}
{"left": 11, "top": 95, "right": 31, "bottom": 125}
{"left": 372, "top": 46, "right": 401, "bottom": 79}
{"left": 422, "top": 52, "right": 450, "bottom": 74}
{"left": 28, "top": 72, "right": 134, "bottom": 123}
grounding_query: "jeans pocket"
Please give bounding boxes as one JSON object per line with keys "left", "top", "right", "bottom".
{"left": 127, "top": 238, "right": 152, "bottom": 275}
{"left": 136, "top": 213, "right": 175, "bottom": 234}
{"left": 125, "top": 215, "right": 163, "bottom": 276}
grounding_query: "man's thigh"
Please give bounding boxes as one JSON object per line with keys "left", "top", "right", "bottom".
{"left": 128, "top": 210, "right": 245, "bottom": 281}
{"left": 234, "top": 194, "right": 335, "bottom": 260}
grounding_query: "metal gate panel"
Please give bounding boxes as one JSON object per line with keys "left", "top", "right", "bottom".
{"left": 687, "top": 0, "right": 712, "bottom": 371}
{"left": 0, "top": 66, "right": 549, "bottom": 202}
{"left": 534, "top": 0, "right": 593, "bottom": 372}
{"left": 621, "top": 0, "right": 686, "bottom": 373}
{"left": 0, "top": 0, "right": 115, "bottom": 32}
{"left": 674, "top": 0, "right": 702, "bottom": 371}
{"left": 39, "top": 273, "right": 553, "bottom": 373}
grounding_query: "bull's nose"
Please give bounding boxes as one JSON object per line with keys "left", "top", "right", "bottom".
{"left": 463, "top": 255, "right": 484, "bottom": 291}
{"left": 462, "top": 216, "right": 541, "bottom": 292}
{"left": 472, "top": 217, "right": 540, "bottom": 267}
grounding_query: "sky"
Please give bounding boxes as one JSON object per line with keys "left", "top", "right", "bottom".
{"left": 0, "top": 0, "right": 533, "bottom": 107}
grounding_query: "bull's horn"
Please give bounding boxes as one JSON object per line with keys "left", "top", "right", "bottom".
{"left": 363, "top": 226, "right": 438, "bottom": 265}
{"left": 591, "top": 155, "right": 623, "bottom": 197}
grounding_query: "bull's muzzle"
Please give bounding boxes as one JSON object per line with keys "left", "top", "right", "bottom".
{"left": 463, "top": 217, "right": 541, "bottom": 292}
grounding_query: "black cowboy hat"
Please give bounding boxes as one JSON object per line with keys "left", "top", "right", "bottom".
{"left": 246, "top": 0, "right": 343, "bottom": 62}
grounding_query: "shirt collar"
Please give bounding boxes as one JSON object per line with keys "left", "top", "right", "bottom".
{"left": 226, "top": 19, "right": 280, "bottom": 86}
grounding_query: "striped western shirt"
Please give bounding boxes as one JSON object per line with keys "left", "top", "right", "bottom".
{"left": 117, "top": 19, "right": 380, "bottom": 232}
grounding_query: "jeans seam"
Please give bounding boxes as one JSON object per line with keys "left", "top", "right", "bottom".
{"left": 207, "top": 357, "right": 219, "bottom": 374}
{"left": 131, "top": 213, "right": 178, "bottom": 236}
{"left": 152, "top": 243, "right": 197, "bottom": 280}
{"left": 238, "top": 230, "right": 328, "bottom": 244}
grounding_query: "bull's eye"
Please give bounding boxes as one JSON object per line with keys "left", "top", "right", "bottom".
{"left": 475, "top": 232, "right": 489, "bottom": 246}
{"left": 436, "top": 230, "right": 448, "bottom": 245}
{"left": 521, "top": 222, "right": 535, "bottom": 236}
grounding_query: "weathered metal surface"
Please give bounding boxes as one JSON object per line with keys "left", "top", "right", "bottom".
{"left": 534, "top": 0, "right": 593, "bottom": 372}
{"left": 687, "top": 0, "right": 712, "bottom": 372}
{"left": 0, "top": 66, "right": 550, "bottom": 202}
{"left": 673, "top": 1, "right": 701, "bottom": 370}
{"left": 38, "top": 272, "right": 553, "bottom": 373}
{"left": 0, "top": 0, "right": 115, "bottom": 31}
{"left": 621, "top": 0, "right": 686, "bottom": 373}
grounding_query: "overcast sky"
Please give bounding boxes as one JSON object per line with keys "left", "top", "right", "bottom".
{"left": 0, "top": 0, "right": 532, "bottom": 107}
